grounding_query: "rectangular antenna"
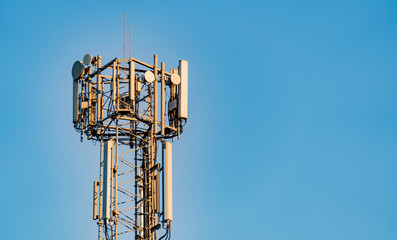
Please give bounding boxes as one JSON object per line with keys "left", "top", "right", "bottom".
{"left": 103, "top": 139, "right": 113, "bottom": 219}
{"left": 178, "top": 60, "right": 188, "bottom": 119}
{"left": 165, "top": 141, "right": 173, "bottom": 221}
{"left": 93, "top": 181, "right": 99, "bottom": 220}
{"left": 129, "top": 60, "right": 135, "bottom": 104}
{"left": 73, "top": 79, "right": 78, "bottom": 123}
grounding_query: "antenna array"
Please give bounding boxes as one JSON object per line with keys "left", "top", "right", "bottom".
{"left": 72, "top": 53, "right": 188, "bottom": 240}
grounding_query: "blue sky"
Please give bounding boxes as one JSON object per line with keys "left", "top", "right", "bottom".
{"left": 1, "top": 0, "right": 397, "bottom": 239}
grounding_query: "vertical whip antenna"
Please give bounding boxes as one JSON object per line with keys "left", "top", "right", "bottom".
{"left": 123, "top": 12, "right": 126, "bottom": 67}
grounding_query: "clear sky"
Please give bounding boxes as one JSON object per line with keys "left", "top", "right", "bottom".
{"left": 1, "top": 0, "right": 397, "bottom": 239}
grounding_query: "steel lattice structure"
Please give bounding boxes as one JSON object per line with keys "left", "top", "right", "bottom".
{"left": 72, "top": 54, "right": 188, "bottom": 240}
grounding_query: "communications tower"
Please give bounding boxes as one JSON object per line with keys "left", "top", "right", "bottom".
{"left": 72, "top": 53, "right": 188, "bottom": 240}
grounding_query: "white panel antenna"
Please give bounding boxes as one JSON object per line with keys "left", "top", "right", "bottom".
{"left": 178, "top": 60, "right": 188, "bottom": 119}
{"left": 103, "top": 139, "right": 113, "bottom": 220}
{"left": 165, "top": 141, "right": 173, "bottom": 221}
{"left": 72, "top": 78, "right": 78, "bottom": 123}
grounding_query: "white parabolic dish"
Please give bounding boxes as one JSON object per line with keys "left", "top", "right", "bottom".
{"left": 144, "top": 71, "right": 155, "bottom": 83}
{"left": 83, "top": 54, "right": 93, "bottom": 66}
{"left": 72, "top": 61, "right": 85, "bottom": 80}
{"left": 170, "top": 73, "right": 181, "bottom": 85}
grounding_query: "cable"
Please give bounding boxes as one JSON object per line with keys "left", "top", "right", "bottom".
{"left": 167, "top": 221, "right": 172, "bottom": 240}
{"left": 104, "top": 220, "right": 111, "bottom": 240}
{"left": 158, "top": 228, "right": 168, "bottom": 240}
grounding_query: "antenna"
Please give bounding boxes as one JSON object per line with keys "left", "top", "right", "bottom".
{"left": 71, "top": 49, "right": 189, "bottom": 240}
{"left": 123, "top": 12, "right": 126, "bottom": 67}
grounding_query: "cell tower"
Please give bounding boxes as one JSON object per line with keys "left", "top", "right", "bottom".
{"left": 71, "top": 52, "right": 188, "bottom": 240}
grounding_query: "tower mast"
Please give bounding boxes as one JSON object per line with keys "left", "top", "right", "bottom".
{"left": 72, "top": 52, "right": 188, "bottom": 240}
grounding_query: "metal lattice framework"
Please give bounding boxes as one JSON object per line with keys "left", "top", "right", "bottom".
{"left": 72, "top": 54, "right": 188, "bottom": 240}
